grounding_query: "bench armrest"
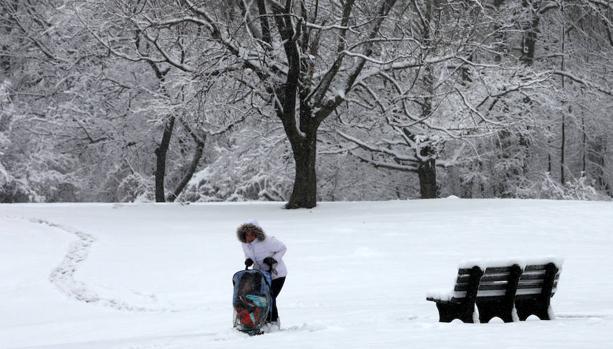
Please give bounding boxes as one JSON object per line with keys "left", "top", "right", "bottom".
{"left": 426, "top": 291, "right": 454, "bottom": 303}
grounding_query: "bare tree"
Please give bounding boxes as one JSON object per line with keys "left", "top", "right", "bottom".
{"left": 134, "top": 0, "right": 402, "bottom": 208}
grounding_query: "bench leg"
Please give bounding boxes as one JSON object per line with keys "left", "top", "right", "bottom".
{"left": 436, "top": 302, "right": 476, "bottom": 323}
{"left": 516, "top": 299, "right": 552, "bottom": 321}
{"left": 477, "top": 301, "right": 516, "bottom": 323}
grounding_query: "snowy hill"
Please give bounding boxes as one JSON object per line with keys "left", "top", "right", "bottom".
{"left": 1, "top": 199, "right": 612, "bottom": 349}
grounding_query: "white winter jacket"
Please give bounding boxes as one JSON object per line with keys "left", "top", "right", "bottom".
{"left": 242, "top": 236, "right": 287, "bottom": 279}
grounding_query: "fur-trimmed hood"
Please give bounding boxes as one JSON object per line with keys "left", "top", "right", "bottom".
{"left": 236, "top": 221, "right": 266, "bottom": 243}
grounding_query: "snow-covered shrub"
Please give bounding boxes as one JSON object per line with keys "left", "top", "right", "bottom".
{"left": 563, "top": 176, "right": 605, "bottom": 200}
{"left": 316, "top": 152, "right": 416, "bottom": 201}
{"left": 116, "top": 173, "right": 154, "bottom": 202}
{"left": 1, "top": 79, "right": 84, "bottom": 202}
{"left": 0, "top": 178, "right": 35, "bottom": 203}
{"left": 27, "top": 170, "right": 77, "bottom": 202}
{"left": 538, "top": 172, "right": 609, "bottom": 201}
{"left": 181, "top": 125, "right": 293, "bottom": 202}
{"left": 183, "top": 153, "right": 292, "bottom": 202}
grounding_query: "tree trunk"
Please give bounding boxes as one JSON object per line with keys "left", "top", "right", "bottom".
{"left": 581, "top": 117, "right": 586, "bottom": 174}
{"left": 559, "top": 3, "right": 566, "bottom": 185}
{"left": 0, "top": 0, "right": 16, "bottom": 74}
{"left": 154, "top": 116, "right": 175, "bottom": 202}
{"left": 415, "top": 1, "right": 439, "bottom": 200}
{"left": 286, "top": 131, "right": 318, "bottom": 209}
{"left": 520, "top": 0, "right": 540, "bottom": 65}
{"left": 588, "top": 135, "right": 609, "bottom": 193}
{"left": 560, "top": 114, "right": 565, "bottom": 184}
{"left": 167, "top": 136, "right": 205, "bottom": 202}
{"left": 418, "top": 159, "right": 437, "bottom": 199}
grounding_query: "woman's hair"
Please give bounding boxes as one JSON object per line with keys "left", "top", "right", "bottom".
{"left": 236, "top": 223, "right": 266, "bottom": 243}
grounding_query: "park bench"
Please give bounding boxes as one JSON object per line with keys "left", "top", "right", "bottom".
{"left": 426, "top": 260, "right": 562, "bottom": 323}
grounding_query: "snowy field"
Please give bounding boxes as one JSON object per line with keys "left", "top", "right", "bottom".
{"left": 1, "top": 199, "right": 612, "bottom": 349}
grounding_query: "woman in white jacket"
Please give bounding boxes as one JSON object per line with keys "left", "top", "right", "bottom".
{"left": 237, "top": 221, "right": 287, "bottom": 327}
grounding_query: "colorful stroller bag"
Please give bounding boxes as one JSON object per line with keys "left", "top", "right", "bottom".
{"left": 232, "top": 269, "right": 272, "bottom": 334}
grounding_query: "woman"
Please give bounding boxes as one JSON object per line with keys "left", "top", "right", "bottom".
{"left": 236, "top": 220, "right": 287, "bottom": 328}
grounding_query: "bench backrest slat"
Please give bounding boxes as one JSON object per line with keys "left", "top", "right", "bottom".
{"left": 452, "top": 269, "right": 479, "bottom": 292}
{"left": 516, "top": 263, "right": 560, "bottom": 298}
{"left": 455, "top": 274, "right": 472, "bottom": 283}
{"left": 451, "top": 266, "right": 483, "bottom": 300}
{"left": 518, "top": 280, "right": 545, "bottom": 288}
{"left": 481, "top": 274, "right": 517, "bottom": 282}
{"left": 524, "top": 264, "right": 548, "bottom": 272}
{"left": 476, "top": 264, "right": 522, "bottom": 298}
{"left": 482, "top": 266, "right": 517, "bottom": 274}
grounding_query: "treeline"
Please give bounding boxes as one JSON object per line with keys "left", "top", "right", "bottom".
{"left": 0, "top": 0, "right": 611, "bottom": 207}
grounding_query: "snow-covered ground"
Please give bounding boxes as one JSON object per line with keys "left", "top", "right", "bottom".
{"left": 1, "top": 199, "right": 612, "bottom": 349}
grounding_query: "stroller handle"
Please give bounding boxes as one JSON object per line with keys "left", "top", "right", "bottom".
{"left": 244, "top": 262, "right": 276, "bottom": 275}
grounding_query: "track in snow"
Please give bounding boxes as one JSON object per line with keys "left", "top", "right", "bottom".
{"left": 27, "top": 217, "right": 170, "bottom": 312}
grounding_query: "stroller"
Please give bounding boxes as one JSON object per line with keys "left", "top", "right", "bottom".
{"left": 232, "top": 267, "right": 273, "bottom": 335}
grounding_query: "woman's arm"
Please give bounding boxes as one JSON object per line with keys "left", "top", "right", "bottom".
{"left": 241, "top": 243, "right": 252, "bottom": 260}
{"left": 268, "top": 237, "right": 287, "bottom": 261}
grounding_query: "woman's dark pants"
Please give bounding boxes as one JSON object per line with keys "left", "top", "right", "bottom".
{"left": 269, "top": 277, "right": 286, "bottom": 322}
